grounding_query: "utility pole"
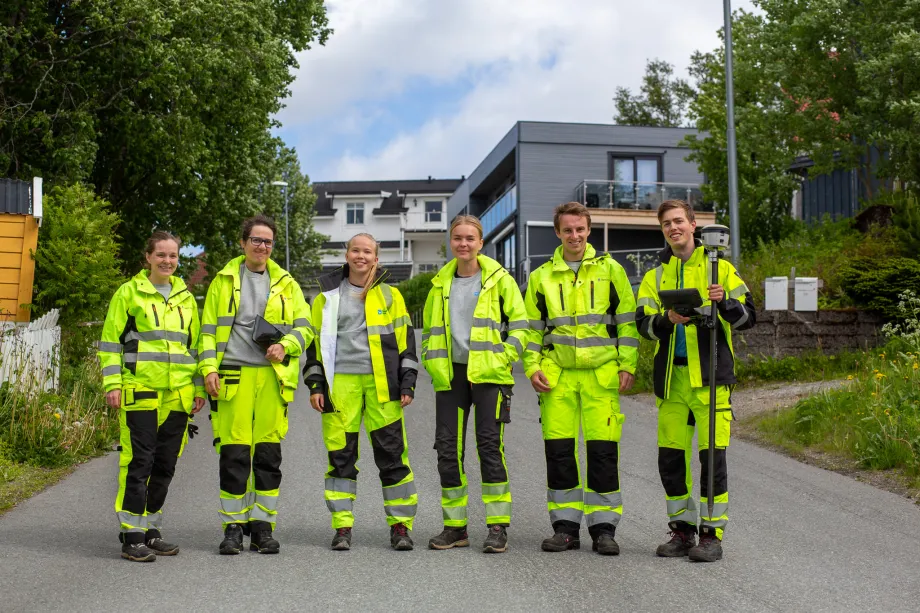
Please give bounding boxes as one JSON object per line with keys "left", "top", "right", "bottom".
{"left": 724, "top": 0, "right": 741, "bottom": 262}
{"left": 271, "top": 180, "right": 290, "bottom": 270}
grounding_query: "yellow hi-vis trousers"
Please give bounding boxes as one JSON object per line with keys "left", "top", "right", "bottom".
{"left": 115, "top": 384, "right": 194, "bottom": 540}
{"left": 211, "top": 365, "right": 288, "bottom": 530}
{"left": 657, "top": 365, "right": 732, "bottom": 540}
{"left": 321, "top": 373, "right": 417, "bottom": 530}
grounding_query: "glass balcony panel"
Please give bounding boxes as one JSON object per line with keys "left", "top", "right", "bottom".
{"left": 577, "top": 181, "right": 711, "bottom": 212}
{"left": 480, "top": 186, "right": 517, "bottom": 238}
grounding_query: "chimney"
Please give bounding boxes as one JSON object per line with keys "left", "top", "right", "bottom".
{"left": 427, "top": 175, "right": 432, "bottom": 183}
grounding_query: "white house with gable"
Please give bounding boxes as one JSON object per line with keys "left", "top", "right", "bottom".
{"left": 311, "top": 178, "right": 462, "bottom": 284}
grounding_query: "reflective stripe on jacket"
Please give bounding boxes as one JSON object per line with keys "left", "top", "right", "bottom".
{"left": 422, "top": 255, "right": 529, "bottom": 391}
{"left": 635, "top": 242, "right": 756, "bottom": 400}
{"left": 523, "top": 243, "right": 639, "bottom": 380}
{"left": 198, "top": 255, "right": 313, "bottom": 403}
{"left": 303, "top": 266, "right": 418, "bottom": 409}
{"left": 98, "top": 270, "right": 204, "bottom": 395}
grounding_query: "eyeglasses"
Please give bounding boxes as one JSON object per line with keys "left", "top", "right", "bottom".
{"left": 248, "top": 237, "right": 274, "bottom": 248}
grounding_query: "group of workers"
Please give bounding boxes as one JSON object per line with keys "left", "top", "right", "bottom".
{"left": 99, "top": 198, "right": 755, "bottom": 564}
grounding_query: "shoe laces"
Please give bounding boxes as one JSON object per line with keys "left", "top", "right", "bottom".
{"left": 667, "top": 530, "right": 692, "bottom": 543}
{"left": 336, "top": 528, "right": 351, "bottom": 537}
{"left": 698, "top": 534, "right": 718, "bottom": 546}
{"left": 392, "top": 524, "right": 409, "bottom": 537}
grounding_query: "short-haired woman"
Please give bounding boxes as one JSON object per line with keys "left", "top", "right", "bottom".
{"left": 199, "top": 214, "right": 313, "bottom": 555}
{"left": 304, "top": 233, "right": 420, "bottom": 551}
{"left": 99, "top": 231, "right": 206, "bottom": 561}
{"left": 422, "top": 215, "right": 529, "bottom": 553}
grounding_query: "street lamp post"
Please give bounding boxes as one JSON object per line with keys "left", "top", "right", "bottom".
{"left": 724, "top": 0, "right": 741, "bottom": 262}
{"left": 271, "top": 180, "right": 290, "bottom": 270}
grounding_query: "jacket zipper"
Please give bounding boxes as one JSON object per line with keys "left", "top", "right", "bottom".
{"left": 280, "top": 295, "right": 286, "bottom": 321}
{"left": 229, "top": 292, "right": 236, "bottom": 314}
{"left": 151, "top": 304, "right": 160, "bottom": 327}
{"left": 558, "top": 284, "right": 565, "bottom": 312}
{"left": 178, "top": 306, "right": 185, "bottom": 330}
{"left": 590, "top": 281, "right": 595, "bottom": 309}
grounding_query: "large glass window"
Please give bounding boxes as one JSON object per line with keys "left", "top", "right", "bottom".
{"left": 495, "top": 232, "right": 516, "bottom": 272}
{"left": 346, "top": 202, "right": 364, "bottom": 225}
{"left": 610, "top": 156, "right": 662, "bottom": 208}
{"left": 425, "top": 201, "right": 442, "bottom": 223}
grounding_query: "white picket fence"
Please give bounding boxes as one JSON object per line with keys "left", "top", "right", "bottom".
{"left": 0, "top": 309, "right": 61, "bottom": 393}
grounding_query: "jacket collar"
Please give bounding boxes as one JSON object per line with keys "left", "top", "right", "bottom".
{"left": 551, "top": 243, "right": 598, "bottom": 271}
{"left": 132, "top": 269, "right": 188, "bottom": 296}
{"left": 432, "top": 254, "right": 506, "bottom": 289}
{"left": 318, "top": 264, "right": 390, "bottom": 293}
{"left": 657, "top": 239, "right": 704, "bottom": 265}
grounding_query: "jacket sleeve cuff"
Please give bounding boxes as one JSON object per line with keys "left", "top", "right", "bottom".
{"left": 200, "top": 364, "right": 217, "bottom": 377}
{"left": 104, "top": 382, "right": 121, "bottom": 393}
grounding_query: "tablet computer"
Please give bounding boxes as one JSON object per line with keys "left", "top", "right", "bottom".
{"left": 658, "top": 289, "right": 703, "bottom": 317}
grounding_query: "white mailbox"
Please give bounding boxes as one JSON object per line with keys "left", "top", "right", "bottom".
{"left": 794, "top": 277, "right": 819, "bottom": 312}
{"left": 764, "top": 277, "right": 789, "bottom": 311}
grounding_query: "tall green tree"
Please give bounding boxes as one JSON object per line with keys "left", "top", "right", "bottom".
{"left": 0, "top": 0, "right": 330, "bottom": 269}
{"left": 613, "top": 59, "right": 696, "bottom": 127}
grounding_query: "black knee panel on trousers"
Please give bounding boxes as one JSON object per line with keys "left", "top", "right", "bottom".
{"left": 219, "top": 444, "right": 252, "bottom": 496}
{"left": 586, "top": 440, "right": 619, "bottom": 493}
{"left": 658, "top": 447, "right": 689, "bottom": 497}
{"left": 544, "top": 438, "right": 579, "bottom": 491}
{"left": 253, "top": 442, "right": 282, "bottom": 491}
{"left": 698, "top": 448, "right": 728, "bottom": 498}
{"left": 123, "top": 410, "right": 158, "bottom": 514}
{"left": 434, "top": 437, "right": 463, "bottom": 488}
{"left": 146, "top": 410, "right": 190, "bottom": 513}
{"left": 328, "top": 432, "right": 359, "bottom": 480}
{"left": 370, "top": 420, "right": 411, "bottom": 486}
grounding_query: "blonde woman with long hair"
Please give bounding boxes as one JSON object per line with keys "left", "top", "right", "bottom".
{"left": 422, "top": 215, "right": 529, "bottom": 553}
{"left": 304, "top": 233, "right": 420, "bottom": 551}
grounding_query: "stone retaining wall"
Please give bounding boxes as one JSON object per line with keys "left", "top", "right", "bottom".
{"left": 734, "top": 310, "right": 883, "bottom": 359}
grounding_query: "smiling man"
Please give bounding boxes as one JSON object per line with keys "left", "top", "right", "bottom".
{"left": 523, "top": 202, "right": 639, "bottom": 555}
{"left": 636, "top": 199, "right": 756, "bottom": 562}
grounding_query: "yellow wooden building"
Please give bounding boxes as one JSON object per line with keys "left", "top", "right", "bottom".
{"left": 0, "top": 178, "right": 42, "bottom": 322}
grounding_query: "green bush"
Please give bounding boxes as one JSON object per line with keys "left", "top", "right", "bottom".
{"left": 736, "top": 350, "right": 865, "bottom": 384}
{"left": 837, "top": 257, "right": 920, "bottom": 320}
{"left": 31, "top": 184, "right": 125, "bottom": 329}
{"left": 395, "top": 272, "right": 436, "bottom": 319}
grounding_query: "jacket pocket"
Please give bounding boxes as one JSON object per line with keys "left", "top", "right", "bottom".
{"left": 121, "top": 384, "right": 159, "bottom": 410}
{"left": 217, "top": 367, "right": 241, "bottom": 402}
{"left": 608, "top": 409, "right": 626, "bottom": 443}
{"left": 592, "top": 360, "right": 622, "bottom": 390}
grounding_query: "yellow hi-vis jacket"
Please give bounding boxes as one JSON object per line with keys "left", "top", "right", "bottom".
{"left": 303, "top": 266, "right": 418, "bottom": 410}
{"left": 98, "top": 270, "right": 204, "bottom": 396}
{"left": 523, "top": 244, "right": 639, "bottom": 388}
{"left": 198, "top": 255, "right": 312, "bottom": 403}
{"left": 421, "top": 254, "right": 529, "bottom": 391}
{"left": 636, "top": 242, "right": 756, "bottom": 400}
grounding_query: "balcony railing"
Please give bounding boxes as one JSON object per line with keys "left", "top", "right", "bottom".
{"left": 480, "top": 185, "right": 517, "bottom": 238}
{"left": 576, "top": 180, "right": 712, "bottom": 212}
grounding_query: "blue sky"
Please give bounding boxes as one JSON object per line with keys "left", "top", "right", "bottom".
{"left": 276, "top": 0, "right": 757, "bottom": 183}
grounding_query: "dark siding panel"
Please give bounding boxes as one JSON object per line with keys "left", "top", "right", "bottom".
{"left": 802, "top": 169, "right": 857, "bottom": 222}
{"left": 0, "top": 179, "right": 31, "bottom": 215}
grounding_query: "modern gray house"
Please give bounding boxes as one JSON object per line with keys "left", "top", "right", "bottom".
{"left": 446, "top": 121, "right": 715, "bottom": 282}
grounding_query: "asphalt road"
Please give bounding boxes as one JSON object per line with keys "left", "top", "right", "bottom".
{"left": 1, "top": 364, "right": 919, "bottom": 612}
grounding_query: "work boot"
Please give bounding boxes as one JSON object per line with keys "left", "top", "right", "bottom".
{"left": 331, "top": 528, "right": 353, "bottom": 551}
{"left": 656, "top": 529, "right": 697, "bottom": 557}
{"left": 541, "top": 530, "right": 580, "bottom": 552}
{"left": 592, "top": 532, "right": 620, "bottom": 556}
{"left": 482, "top": 525, "right": 508, "bottom": 553}
{"left": 249, "top": 523, "right": 280, "bottom": 554}
{"left": 688, "top": 534, "right": 723, "bottom": 562}
{"left": 428, "top": 527, "right": 469, "bottom": 550}
{"left": 145, "top": 529, "right": 179, "bottom": 556}
{"left": 390, "top": 523, "right": 414, "bottom": 551}
{"left": 121, "top": 542, "right": 156, "bottom": 562}
{"left": 219, "top": 523, "right": 244, "bottom": 555}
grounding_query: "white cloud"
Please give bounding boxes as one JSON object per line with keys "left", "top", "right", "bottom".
{"left": 282, "top": 0, "right": 757, "bottom": 181}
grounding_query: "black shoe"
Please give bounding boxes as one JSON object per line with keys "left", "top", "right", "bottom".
{"left": 592, "top": 532, "right": 620, "bottom": 556}
{"left": 331, "top": 527, "right": 352, "bottom": 551}
{"left": 121, "top": 542, "right": 156, "bottom": 562}
{"left": 390, "top": 523, "right": 414, "bottom": 551}
{"left": 219, "top": 524, "right": 244, "bottom": 555}
{"left": 145, "top": 529, "right": 179, "bottom": 556}
{"left": 541, "top": 531, "right": 580, "bottom": 552}
{"left": 656, "top": 530, "right": 697, "bottom": 557}
{"left": 688, "top": 534, "right": 723, "bottom": 562}
{"left": 429, "top": 526, "right": 469, "bottom": 550}
{"left": 250, "top": 527, "right": 280, "bottom": 554}
{"left": 483, "top": 525, "right": 508, "bottom": 553}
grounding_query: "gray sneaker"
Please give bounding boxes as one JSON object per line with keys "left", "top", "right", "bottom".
{"left": 145, "top": 529, "right": 179, "bottom": 556}
{"left": 429, "top": 527, "right": 469, "bottom": 550}
{"left": 656, "top": 530, "right": 697, "bottom": 557}
{"left": 483, "top": 525, "right": 508, "bottom": 553}
{"left": 121, "top": 542, "right": 156, "bottom": 562}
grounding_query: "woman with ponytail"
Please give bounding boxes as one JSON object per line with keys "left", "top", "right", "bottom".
{"left": 304, "top": 233, "right": 420, "bottom": 551}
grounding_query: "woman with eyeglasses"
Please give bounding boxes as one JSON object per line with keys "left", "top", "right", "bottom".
{"left": 199, "top": 214, "right": 313, "bottom": 555}
{"left": 99, "top": 231, "right": 207, "bottom": 562}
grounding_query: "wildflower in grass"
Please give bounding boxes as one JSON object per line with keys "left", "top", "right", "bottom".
{"left": 846, "top": 375, "right": 854, "bottom": 380}
{"left": 913, "top": 363, "right": 918, "bottom": 370}
{"left": 875, "top": 372, "right": 885, "bottom": 379}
